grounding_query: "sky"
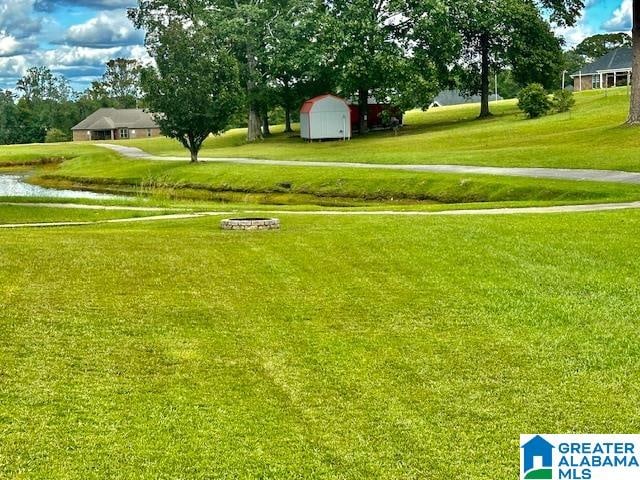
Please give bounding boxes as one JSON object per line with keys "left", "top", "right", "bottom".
{"left": 0, "top": 0, "right": 634, "bottom": 92}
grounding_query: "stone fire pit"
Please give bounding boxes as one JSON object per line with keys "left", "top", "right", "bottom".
{"left": 221, "top": 218, "right": 280, "bottom": 231}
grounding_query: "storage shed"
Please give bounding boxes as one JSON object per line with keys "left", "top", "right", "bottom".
{"left": 300, "top": 94, "right": 351, "bottom": 140}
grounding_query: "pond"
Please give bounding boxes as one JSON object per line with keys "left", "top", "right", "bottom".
{"left": 0, "top": 174, "right": 123, "bottom": 200}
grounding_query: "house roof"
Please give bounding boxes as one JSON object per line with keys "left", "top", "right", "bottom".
{"left": 72, "top": 108, "right": 158, "bottom": 131}
{"left": 573, "top": 47, "right": 632, "bottom": 76}
{"left": 432, "top": 89, "right": 502, "bottom": 107}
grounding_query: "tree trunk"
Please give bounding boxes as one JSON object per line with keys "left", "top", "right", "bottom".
{"left": 628, "top": 0, "right": 640, "bottom": 124}
{"left": 479, "top": 32, "right": 491, "bottom": 119}
{"left": 246, "top": 46, "right": 263, "bottom": 142}
{"left": 187, "top": 133, "right": 199, "bottom": 163}
{"left": 262, "top": 112, "right": 271, "bottom": 136}
{"left": 283, "top": 79, "right": 293, "bottom": 133}
{"left": 285, "top": 107, "right": 292, "bottom": 133}
{"left": 247, "top": 106, "right": 262, "bottom": 142}
{"left": 358, "top": 86, "right": 368, "bottom": 134}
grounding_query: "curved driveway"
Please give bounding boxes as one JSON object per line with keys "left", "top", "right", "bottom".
{"left": 96, "top": 143, "right": 640, "bottom": 184}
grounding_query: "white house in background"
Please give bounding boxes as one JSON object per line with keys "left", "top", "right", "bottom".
{"left": 300, "top": 94, "right": 351, "bottom": 141}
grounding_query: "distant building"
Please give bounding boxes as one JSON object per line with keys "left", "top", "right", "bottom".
{"left": 430, "top": 89, "right": 502, "bottom": 108}
{"left": 347, "top": 96, "right": 403, "bottom": 132}
{"left": 571, "top": 47, "right": 632, "bottom": 91}
{"left": 300, "top": 94, "right": 351, "bottom": 140}
{"left": 71, "top": 108, "right": 161, "bottom": 142}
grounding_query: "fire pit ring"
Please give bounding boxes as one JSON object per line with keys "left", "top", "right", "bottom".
{"left": 221, "top": 218, "right": 280, "bottom": 231}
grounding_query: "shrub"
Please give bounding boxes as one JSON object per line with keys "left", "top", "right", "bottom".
{"left": 552, "top": 89, "right": 575, "bottom": 113}
{"left": 45, "top": 128, "right": 69, "bottom": 143}
{"left": 517, "top": 83, "right": 551, "bottom": 119}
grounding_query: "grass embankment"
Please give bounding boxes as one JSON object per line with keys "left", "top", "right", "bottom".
{"left": 4, "top": 88, "right": 640, "bottom": 206}
{"left": 0, "top": 143, "right": 98, "bottom": 167}
{"left": 119, "top": 87, "right": 640, "bottom": 171}
{"left": 38, "top": 153, "right": 640, "bottom": 206}
{"left": 1, "top": 211, "right": 640, "bottom": 478}
{"left": 0, "top": 204, "right": 175, "bottom": 224}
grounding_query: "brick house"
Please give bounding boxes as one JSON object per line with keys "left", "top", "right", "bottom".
{"left": 72, "top": 108, "right": 161, "bottom": 141}
{"left": 571, "top": 47, "right": 632, "bottom": 91}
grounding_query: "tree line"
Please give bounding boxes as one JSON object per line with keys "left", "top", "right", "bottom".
{"left": 129, "top": 0, "right": 584, "bottom": 160}
{"left": 0, "top": 59, "right": 142, "bottom": 145}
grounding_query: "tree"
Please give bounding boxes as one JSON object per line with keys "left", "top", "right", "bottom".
{"left": 0, "top": 91, "right": 18, "bottom": 145}
{"left": 16, "top": 67, "right": 72, "bottom": 103}
{"left": 140, "top": 22, "right": 243, "bottom": 162}
{"left": 449, "top": 0, "right": 582, "bottom": 118}
{"left": 322, "top": 0, "right": 454, "bottom": 133}
{"left": 14, "top": 67, "right": 75, "bottom": 143}
{"left": 262, "top": 0, "right": 330, "bottom": 133}
{"left": 131, "top": 0, "right": 280, "bottom": 142}
{"left": 628, "top": 1, "right": 640, "bottom": 124}
{"left": 100, "top": 58, "right": 143, "bottom": 108}
{"left": 575, "top": 33, "right": 631, "bottom": 61}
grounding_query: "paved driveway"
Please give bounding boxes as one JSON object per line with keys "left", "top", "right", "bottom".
{"left": 96, "top": 143, "right": 640, "bottom": 184}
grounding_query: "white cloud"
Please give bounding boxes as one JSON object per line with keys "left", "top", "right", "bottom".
{"left": 603, "top": 0, "right": 632, "bottom": 31}
{"left": 0, "top": 32, "right": 35, "bottom": 57}
{"left": 63, "top": 11, "right": 143, "bottom": 47}
{"left": 0, "top": 0, "right": 42, "bottom": 39}
{"left": 555, "top": 13, "right": 595, "bottom": 48}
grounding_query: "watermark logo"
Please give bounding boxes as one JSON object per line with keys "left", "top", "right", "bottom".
{"left": 520, "top": 434, "right": 640, "bottom": 480}
{"left": 521, "top": 435, "right": 554, "bottom": 479}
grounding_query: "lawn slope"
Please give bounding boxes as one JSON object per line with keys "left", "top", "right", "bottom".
{"left": 118, "top": 88, "right": 640, "bottom": 171}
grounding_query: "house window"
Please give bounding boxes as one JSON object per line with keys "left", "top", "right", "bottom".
{"left": 147, "top": 129, "right": 152, "bottom": 137}
{"left": 119, "top": 128, "right": 129, "bottom": 139}
{"left": 592, "top": 75, "right": 601, "bottom": 89}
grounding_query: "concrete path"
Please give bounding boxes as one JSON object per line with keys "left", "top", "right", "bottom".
{"left": 2, "top": 201, "right": 640, "bottom": 229}
{"left": 0, "top": 211, "right": 231, "bottom": 229}
{"left": 97, "top": 143, "right": 640, "bottom": 185}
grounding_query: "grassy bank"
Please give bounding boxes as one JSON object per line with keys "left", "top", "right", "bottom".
{"left": 0, "top": 204, "right": 175, "bottom": 224}
{"left": 32, "top": 154, "right": 640, "bottom": 206}
{"left": 116, "top": 88, "right": 640, "bottom": 171}
{"left": 1, "top": 211, "right": 640, "bottom": 478}
{"left": 0, "top": 143, "right": 98, "bottom": 166}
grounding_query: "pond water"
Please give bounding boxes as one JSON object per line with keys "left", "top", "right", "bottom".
{"left": 0, "top": 174, "right": 123, "bottom": 200}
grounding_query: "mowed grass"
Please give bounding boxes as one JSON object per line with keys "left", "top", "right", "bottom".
{"left": 0, "top": 143, "right": 98, "bottom": 166}
{"left": 0, "top": 204, "right": 174, "bottom": 224}
{"left": 40, "top": 153, "right": 640, "bottom": 205}
{"left": 1, "top": 211, "right": 639, "bottom": 478}
{"left": 118, "top": 87, "right": 640, "bottom": 171}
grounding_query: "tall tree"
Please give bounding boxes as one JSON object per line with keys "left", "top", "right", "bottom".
{"left": 323, "top": 0, "right": 453, "bottom": 133}
{"left": 628, "top": 1, "right": 640, "bottom": 124}
{"left": 15, "top": 67, "right": 75, "bottom": 143}
{"left": 100, "top": 58, "right": 143, "bottom": 108}
{"left": 449, "top": 0, "right": 580, "bottom": 118}
{"left": 0, "top": 91, "right": 18, "bottom": 145}
{"left": 16, "top": 67, "right": 72, "bottom": 103}
{"left": 140, "top": 22, "right": 243, "bottom": 162}
{"left": 263, "top": 0, "right": 330, "bottom": 133}
{"left": 575, "top": 33, "right": 631, "bottom": 61}
{"left": 131, "top": 0, "right": 282, "bottom": 142}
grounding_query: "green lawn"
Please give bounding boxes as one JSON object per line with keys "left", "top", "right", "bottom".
{"left": 0, "top": 204, "right": 174, "bottom": 224}
{"left": 37, "top": 153, "right": 640, "bottom": 206}
{"left": 1, "top": 89, "right": 639, "bottom": 478}
{"left": 116, "top": 87, "right": 640, "bottom": 171}
{"left": 1, "top": 211, "right": 639, "bottom": 478}
{"left": 2, "top": 88, "right": 640, "bottom": 207}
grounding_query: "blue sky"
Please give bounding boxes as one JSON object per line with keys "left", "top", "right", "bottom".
{"left": 0, "top": 0, "right": 634, "bottom": 92}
